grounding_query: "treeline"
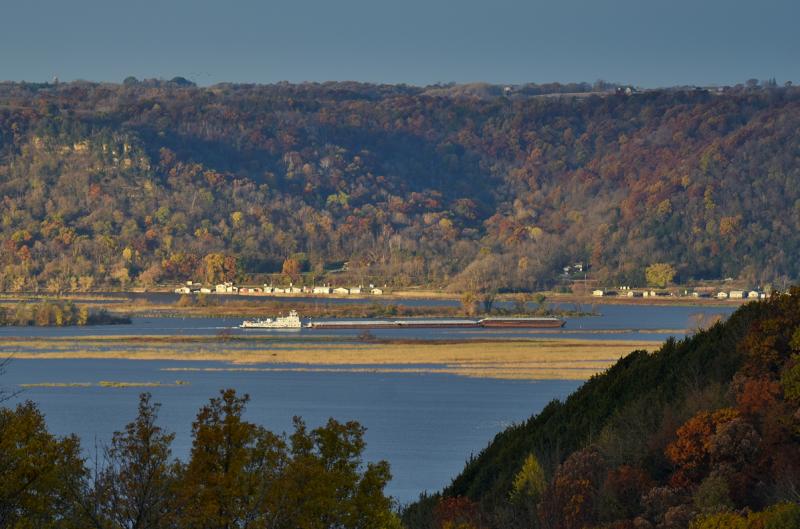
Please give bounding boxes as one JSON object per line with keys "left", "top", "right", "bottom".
{"left": 403, "top": 289, "right": 800, "bottom": 528}
{"left": 0, "top": 389, "right": 400, "bottom": 528}
{"left": 1, "top": 81, "right": 799, "bottom": 293}
{"left": 0, "top": 301, "right": 130, "bottom": 326}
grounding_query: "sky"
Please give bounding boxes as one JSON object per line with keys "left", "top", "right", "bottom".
{"left": 1, "top": 0, "right": 797, "bottom": 88}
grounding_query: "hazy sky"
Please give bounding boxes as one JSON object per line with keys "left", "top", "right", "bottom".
{"left": 1, "top": 0, "right": 797, "bottom": 87}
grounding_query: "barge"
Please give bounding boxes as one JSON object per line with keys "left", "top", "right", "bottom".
{"left": 305, "top": 317, "right": 565, "bottom": 330}
{"left": 477, "top": 317, "right": 566, "bottom": 328}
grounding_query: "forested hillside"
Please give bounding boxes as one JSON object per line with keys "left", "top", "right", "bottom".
{"left": 402, "top": 289, "right": 800, "bottom": 529}
{"left": 1, "top": 80, "right": 799, "bottom": 291}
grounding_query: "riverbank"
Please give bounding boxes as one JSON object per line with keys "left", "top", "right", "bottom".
{"left": 4, "top": 295, "right": 596, "bottom": 320}
{"left": 2, "top": 336, "right": 659, "bottom": 380}
{"left": 0, "top": 301, "right": 131, "bottom": 326}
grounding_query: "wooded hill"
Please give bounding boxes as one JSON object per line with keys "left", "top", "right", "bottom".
{"left": 1, "top": 80, "right": 799, "bottom": 291}
{"left": 402, "top": 289, "right": 800, "bottom": 529}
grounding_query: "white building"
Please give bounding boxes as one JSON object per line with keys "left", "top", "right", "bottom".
{"left": 729, "top": 290, "right": 745, "bottom": 299}
{"left": 592, "top": 289, "right": 605, "bottom": 297}
{"left": 717, "top": 292, "right": 729, "bottom": 299}
{"left": 370, "top": 288, "right": 384, "bottom": 295}
{"left": 333, "top": 287, "right": 350, "bottom": 295}
{"left": 216, "top": 282, "right": 237, "bottom": 293}
{"left": 313, "top": 286, "right": 332, "bottom": 294}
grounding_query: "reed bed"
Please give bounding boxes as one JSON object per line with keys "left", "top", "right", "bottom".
{"left": 6, "top": 337, "right": 659, "bottom": 380}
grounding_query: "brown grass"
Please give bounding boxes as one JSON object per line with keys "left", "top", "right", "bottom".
{"left": 5, "top": 337, "right": 659, "bottom": 380}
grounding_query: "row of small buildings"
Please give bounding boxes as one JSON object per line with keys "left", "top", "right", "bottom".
{"left": 592, "top": 288, "right": 768, "bottom": 300}
{"left": 174, "top": 281, "right": 384, "bottom": 296}
{"left": 714, "top": 290, "right": 768, "bottom": 300}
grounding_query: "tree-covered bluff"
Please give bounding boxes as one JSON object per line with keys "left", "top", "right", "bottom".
{"left": 1, "top": 80, "right": 799, "bottom": 291}
{"left": 403, "top": 288, "right": 800, "bottom": 529}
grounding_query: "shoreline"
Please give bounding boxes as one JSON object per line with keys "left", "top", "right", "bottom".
{"left": 0, "top": 290, "right": 743, "bottom": 322}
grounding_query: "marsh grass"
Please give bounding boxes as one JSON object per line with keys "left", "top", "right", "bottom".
{"left": 19, "top": 380, "right": 190, "bottom": 388}
{"left": 6, "top": 337, "right": 659, "bottom": 380}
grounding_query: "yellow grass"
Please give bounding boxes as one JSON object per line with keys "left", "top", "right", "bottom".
{"left": 19, "top": 382, "right": 92, "bottom": 388}
{"left": 19, "top": 381, "right": 189, "bottom": 388}
{"left": 5, "top": 337, "right": 659, "bottom": 380}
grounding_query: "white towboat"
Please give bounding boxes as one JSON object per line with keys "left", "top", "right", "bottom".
{"left": 240, "top": 310, "right": 302, "bottom": 329}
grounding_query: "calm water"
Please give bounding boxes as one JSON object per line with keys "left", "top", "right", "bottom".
{"left": 0, "top": 302, "right": 736, "bottom": 502}
{"left": 0, "top": 303, "right": 735, "bottom": 342}
{"left": 2, "top": 359, "right": 579, "bottom": 503}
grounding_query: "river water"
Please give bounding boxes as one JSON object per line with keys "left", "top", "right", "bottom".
{"left": 0, "top": 302, "right": 735, "bottom": 502}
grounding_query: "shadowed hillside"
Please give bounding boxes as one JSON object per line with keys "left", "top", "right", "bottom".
{"left": 1, "top": 81, "right": 799, "bottom": 291}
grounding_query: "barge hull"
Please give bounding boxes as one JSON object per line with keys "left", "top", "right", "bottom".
{"left": 306, "top": 317, "right": 566, "bottom": 329}
{"left": 479, "top": 320, "right": 566, "bottom": 328}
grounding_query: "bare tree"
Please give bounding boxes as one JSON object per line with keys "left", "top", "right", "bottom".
{"left": 0, "top": 356, "right": 20, "bottom": 404}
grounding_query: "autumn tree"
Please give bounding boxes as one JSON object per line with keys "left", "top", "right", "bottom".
{"left": 93, "top": 393, "right": 177, "bottom": 529}
{"left": 434, "top": 496, "right": 484, "bottom": 529}
{"left": 176, "top": 389, "right": 275, "bottom": 528}
{"left": 538, "top": 447, "right": 607, "bottom": 529}
{"left": 282, "top": 258, "right": 301, "bottom": 282}
{"left": 201, "top": 253, "right": 226, "bottom": 285}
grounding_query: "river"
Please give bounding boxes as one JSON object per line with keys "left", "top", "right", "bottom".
{"left": 0, "top": 302, "right": 735, "bottom": 502}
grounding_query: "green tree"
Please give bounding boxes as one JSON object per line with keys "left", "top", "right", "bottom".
{"left": 645, "top": 263, "right": 676, "bottom": 288}
{"left": 510, "top": 453, "right": 546, "bottom": 504}
{"left": 275, "top": 417, "right": 400, "bottom": 529}
{"left": 0, "top": 401, "right": 87, "bottom": 528}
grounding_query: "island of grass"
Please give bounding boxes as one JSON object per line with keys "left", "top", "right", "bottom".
{"left": 0, "top": 301, "right": 131, "bottom": 326}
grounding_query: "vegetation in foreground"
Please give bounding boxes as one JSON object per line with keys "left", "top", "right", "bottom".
{"left": 0, "top": 300, "right": 130, "bottom": 326}
{"left": 0, "top": 389, "right": 400, "bottom": 529}
{"left": 403, "top": 288, "right": 800, "bottom": 528}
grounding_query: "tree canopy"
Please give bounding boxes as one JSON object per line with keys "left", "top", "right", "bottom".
{"left": 1, "top": 81, "right": 799, "bottom": 291}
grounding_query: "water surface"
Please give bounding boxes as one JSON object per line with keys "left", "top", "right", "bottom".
{"left": 3, "top": 358, "right": 579, "bottom": 503}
